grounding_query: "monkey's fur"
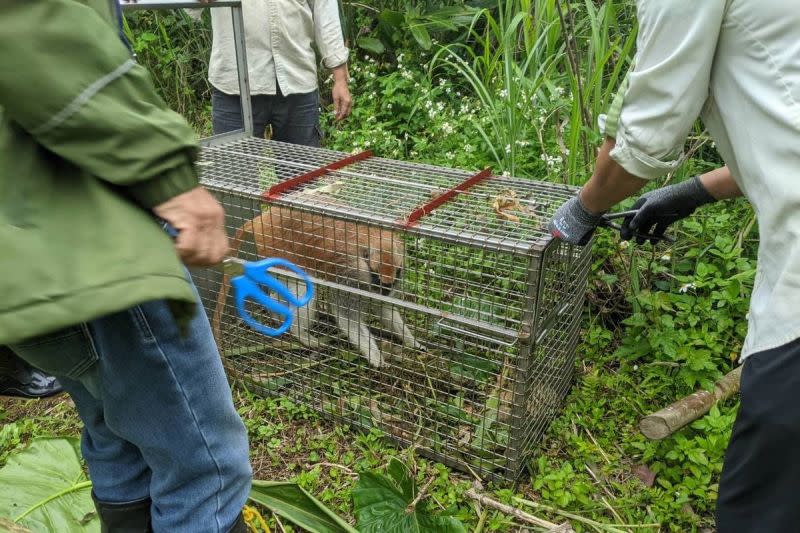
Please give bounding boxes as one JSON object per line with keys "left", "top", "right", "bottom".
{"left": 212, "top": 205, "right": 421, "bottom": 367}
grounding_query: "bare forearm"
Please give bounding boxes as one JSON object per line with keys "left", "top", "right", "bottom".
{"left": 331, "top": 63, "right": 349, "bottom": 84}
{"left": 579, "top": 138, "right": 649, "bottom": 214}
{"left": 699, "top": 166, "right": 741, "bottom": 200}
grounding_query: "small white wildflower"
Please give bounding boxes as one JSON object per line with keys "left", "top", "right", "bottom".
{"left": 678, "top": 282, "right": 696, "bottom": 294}
{"left": 633, "top": 364, "right": 639, "bottom": 371}
{"left": 619, "top": 240, "right": 630, "bottom": 250}
{"left": 439, "top": 78, "right": 446, "bottom": 86}
{"left": 442, "top": 122, "right": 454, "bottom": 135}
{"left": 498, "top": 89, "right": 508, "bottom": 99}
{"left": 387, "top": 103, "right": 393, "bottom": 110}
{"left": 660, "top": 253, "right": 672, "bottom": 262}
{"left": 464, "top": 144, "right": 474, "bottom": 153}
{"left": 445, "top": 151, "right": 455, "bottom": 160}
{"left": 505, "top": 144, "right": 512, "bottom": 154}
{"left": 364, "top": 140, "right": 371, "bottom": 147}
{"left": 501, "top": 170, "right": 510, "bottom": 177}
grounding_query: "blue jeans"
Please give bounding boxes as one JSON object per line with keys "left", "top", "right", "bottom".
{"left": 211, "top": 86, "right": 322, "bottom": 147}
{"left": 10, "top": 282, "right": 251, "bottom": 532}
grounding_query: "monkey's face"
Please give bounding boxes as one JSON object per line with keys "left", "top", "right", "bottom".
{"left": 360, "top": 232, "right": 405, "bottom": 296}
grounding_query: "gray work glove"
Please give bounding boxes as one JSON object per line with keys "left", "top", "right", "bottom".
{"left": 621, "top": 176, "right": 716, "bottom": 244}
{"left": 548, "top": 193, "right": 605, "bottom": 246}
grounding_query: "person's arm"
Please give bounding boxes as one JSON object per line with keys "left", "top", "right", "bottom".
{"left": 0, "top": 0, "right": 226, "bottom": 265}
{"left": 699, "top": 166, "right": 741, "bottom": 200}
{"left": 330, "top": 63, "right": 352, "bottom": 121}
{"left": 549, "top": 0, "right": 728, "bottom": 245}
{"left": 313, "top": 0, "right": 352, "bottom": 120}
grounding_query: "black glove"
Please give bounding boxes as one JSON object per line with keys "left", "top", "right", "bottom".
{"left": 548, "top": 193, "right": 605, "bottom": 246}
{"left": 621, "top": 176, "right": 716, "bottom": 244}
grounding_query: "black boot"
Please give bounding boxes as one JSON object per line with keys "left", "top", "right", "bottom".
{"left": 92, "top": 492, "right": 152, "bottom": 533}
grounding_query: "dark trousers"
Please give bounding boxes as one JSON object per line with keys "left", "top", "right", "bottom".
{"left": 716, "top": 337, "right": 800, "bottom": 531}
{"left": 211, "top": 87, "right": 321, "bottom": 147}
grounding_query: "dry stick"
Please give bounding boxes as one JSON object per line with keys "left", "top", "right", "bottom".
{"left": 554, "top": 0, "right": 591, "bottom": 166}
{"left": 465, "top": 489, "right": 574, "bottom": 532}
{"left": 639, "top": 365, "right": 742, "bottom": 440}
{"left": 407, "top": 475, "right": 436, "bottom": 513}
{"left": 513, "top": 498, "right": 660, "bottom": 532}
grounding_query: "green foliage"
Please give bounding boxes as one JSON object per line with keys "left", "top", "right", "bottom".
{"left": 122, "top": 9, "right": 213, "bottom": 133}
{"left": 248, "top": 481, "right": 358, "bottom": 533}
{"left": 353, "top": 458, "right": 466, "bottom": 533}
{"left": 0, "top": 438, "right": 98, "bottom": 532}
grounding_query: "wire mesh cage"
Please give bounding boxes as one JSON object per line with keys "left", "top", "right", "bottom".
{"left": 191, "top": 137, "right": 591, "bottom": 482}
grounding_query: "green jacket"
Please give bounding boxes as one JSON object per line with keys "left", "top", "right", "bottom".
{"left": 0, "top": 0, "right": 201, "bottom": 345}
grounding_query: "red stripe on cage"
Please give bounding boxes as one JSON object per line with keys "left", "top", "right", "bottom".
{"left": 401, "top": 167, "right": 493, "bottom": 227}
{"left": 263, "top": 150, "right": 374, "bottom": 201}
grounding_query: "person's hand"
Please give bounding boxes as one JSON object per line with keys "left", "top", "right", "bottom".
{"left": 152, "top": 187, "right": 229, "bottom": 266}
{"left": 331, "top": 65, "right": 352, "bottom": 121}
{"left": 620, "top": 176, "right": 716, "bottom": 244}
{"left": 548, "top": 193, "right": 605, "bottom": 246}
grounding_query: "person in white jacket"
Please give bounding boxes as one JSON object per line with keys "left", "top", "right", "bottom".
{"left": 548, "top": 1, "right": 800, "bottom": 530}
{"left": 193, "top": 0, "right": 352, "bottom": 145}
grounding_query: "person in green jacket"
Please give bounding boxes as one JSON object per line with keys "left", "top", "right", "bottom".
{"left": 0, "top": 1, "right": 251, "bottom": 531}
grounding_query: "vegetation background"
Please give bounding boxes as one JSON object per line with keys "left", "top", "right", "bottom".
{"left": 1, "top": 1, "right": 758, "bottom": 531}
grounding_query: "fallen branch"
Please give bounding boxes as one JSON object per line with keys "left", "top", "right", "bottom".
{"left": 514, "top": 498, "right": 660, "bottom": 532}
{"left": 465, "top": 489, "right": 574, "bottom": 532}
{"left": 639, "top": 365, "right": 742, "bottom": 440}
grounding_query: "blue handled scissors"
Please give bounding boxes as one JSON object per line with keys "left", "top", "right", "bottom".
{"left": 159, "top": 220, "right": 314, "bottom": 337}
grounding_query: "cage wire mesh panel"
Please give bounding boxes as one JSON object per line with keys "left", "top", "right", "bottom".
{"left": 191, "top": 138, "right": 591, "bottom": 482}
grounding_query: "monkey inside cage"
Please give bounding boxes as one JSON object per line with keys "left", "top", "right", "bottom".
{"left": 191, "top": 137, "right": 592, "bottom": 482}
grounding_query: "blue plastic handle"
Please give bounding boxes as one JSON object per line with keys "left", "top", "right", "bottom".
{"left": 231, "top": 258, "right": 315, "bottom": 337}
{"left": 155, "top": 217, "right": 314, "bottom": 337}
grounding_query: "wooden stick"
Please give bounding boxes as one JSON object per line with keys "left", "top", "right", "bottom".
{"left": 465, "top": 489, "right": 575, "bottom": 532}
{"left": 639, "top": 366, "right": 742, "bottom": 440}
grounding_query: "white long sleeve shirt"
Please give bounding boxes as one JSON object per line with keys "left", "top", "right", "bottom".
{"left": 602, "top": 0, "right": 800, "bottom": 360}
{"left": 203, "top": 0, "right": 348, "bottom": 96}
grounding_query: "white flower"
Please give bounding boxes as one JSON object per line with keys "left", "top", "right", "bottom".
{"left": 464, "top": 144, "right": 474, "bottom": 153}
{"left": 387, "top": 103, "right": 393, "bottom": 110}
{"left": 660, "top": 253, "right": 672, "bottom": 262}
{"left": 439, "top": 78, "right": 446, "bottom": 86}
{"left": 505, "top": 144, "right": 512, "bottom": 154}
{"left": 501, "top": 170, "right": 510, "bottom": 177}
{"left": 678, "top": 282, "right": 696, "bottom": 294}
{"left": 498, "top": 89, "right": 508, "bottom": 99}
{"left": 442, "top": 122, "right": 454, "bottom": 135}
{"left": 364, "top": 140, "right": 371, "bottom": 147}
{"left": 445, "top": 151, "right": 455, "bottom": 160}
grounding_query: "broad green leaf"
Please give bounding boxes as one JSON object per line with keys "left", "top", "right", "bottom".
{"left": 406, "top": 16, "right": 433, "bottom": 50}
{"left": 353, "top": 463, "right": 465, "bottom": 533}
{"left": 0, "top": 438, "right": 98, "bottom": 533}
{"left": 356, "top": 37, "right": 386, "bottom": 55}
{"left": 386, "top": 458, "right": 415, "bottom": 501}
{"left": 248, "top": 480, "right": 358, "bottom": 533}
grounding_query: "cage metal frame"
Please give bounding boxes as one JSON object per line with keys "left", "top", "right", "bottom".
{"left": 193, "top": 138, "right": 591, "bottom": 482}
{"left": 123, "top": 1, "right": 591, "bottom": 482}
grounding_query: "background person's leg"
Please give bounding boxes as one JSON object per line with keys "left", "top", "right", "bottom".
{"left": 716, "top": 338, "right": 800, "bottom": 532}
{"left": 211, "top": 88, "right": 270, "bottom": 139}
{"left": 269, "top": 89, "right": 321, "bottom": 147}
{"left": 0, "top": 346, "right": 62, "bottom": 398}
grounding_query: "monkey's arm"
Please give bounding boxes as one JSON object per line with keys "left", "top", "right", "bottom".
{"left": 0, "top": 0, "right": 199, "bottom": 210}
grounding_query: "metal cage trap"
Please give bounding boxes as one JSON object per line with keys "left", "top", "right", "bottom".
{"left": 125, "top": 0, "right": 592, "bottom": 483}
{"left": 192, "top": 138, "right": 591, "bottom": 482}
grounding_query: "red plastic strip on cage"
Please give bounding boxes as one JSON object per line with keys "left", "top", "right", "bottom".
{"left": 262, "top": 150, "right": 374, "bottom": 201}
{"left": 401, "top": 167, "right": 493, "bottom": 227}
